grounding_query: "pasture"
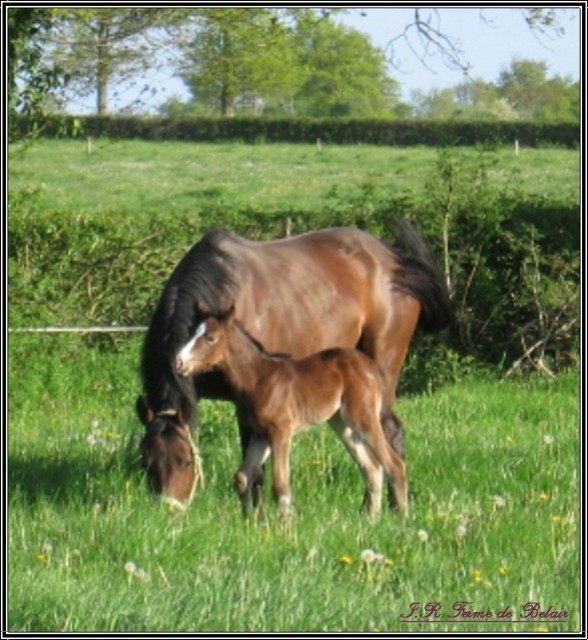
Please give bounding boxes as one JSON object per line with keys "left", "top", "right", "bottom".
{"left": 7, "top": 335, "right": 579, "bottom": 632}
{"left": 8, "top": 139, "right": 579, "bottom": 221}
{"left": 8, "top": 139, "right": 580, "bottom": 631}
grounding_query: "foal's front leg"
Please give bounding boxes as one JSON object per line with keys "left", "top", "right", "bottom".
{"left": 268, "top": 425, "right": 293, "bottom": 519}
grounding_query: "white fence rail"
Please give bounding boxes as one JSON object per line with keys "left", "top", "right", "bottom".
{"left": 8, "top": 326, "right": 148, "bottom": 334}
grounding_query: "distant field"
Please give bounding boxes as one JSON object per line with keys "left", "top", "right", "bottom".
{"left": 7, "top": 334, "right": 580, "bottom": 632}
{"left": 8, "top": 140, "right": 579, "bottom": 221}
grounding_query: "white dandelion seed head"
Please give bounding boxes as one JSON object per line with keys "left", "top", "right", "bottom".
{"left": 455, "top": 524, "right": 467, "bottom": 539}
{"left": 124, "top": 561, "right": 137, "bottom": 574}
{"left": 417, "top": 529, "right": 429, "bottom": 543}
{"left": 306, "top": 546, "right": 319, "bottom": 562}
{"left": 543, "top": 434, "right": 555, "bottom": 445}
{"left": 361, "top": 549, "right": 387, "bottom": 564}
{"left": 492, "top": 495, "right": 507, "bottom": 508}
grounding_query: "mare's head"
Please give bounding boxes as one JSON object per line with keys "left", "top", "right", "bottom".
{"left": 136, "top": 398, "right": 203, "bottom": 513}
{"left": 175, "top": 312, "right": 233, "bottom": 378}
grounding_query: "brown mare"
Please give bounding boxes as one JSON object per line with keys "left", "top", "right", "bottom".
{"left": 175, "top": 309, "right": 409, "bottom": 518}
{"left": 136, "top": 224, "right": 451, "bottom": 512}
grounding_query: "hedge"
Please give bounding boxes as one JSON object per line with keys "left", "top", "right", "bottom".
{"left": 11, "top": 115, "right": 579, "bottom": 148}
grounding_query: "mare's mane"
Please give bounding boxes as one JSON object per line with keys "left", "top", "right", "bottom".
{"left": 141, "top": 229, "right": 239, "bottom": 425}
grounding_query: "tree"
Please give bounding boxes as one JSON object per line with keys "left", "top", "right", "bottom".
{"left": 293, "top": 15, "right": 400, "bottom": 117}
{"left": 411, "top": 58, "right": 578, "bottom": 122}
{"left": 497, "top": 59, "right": 579, "bottom": 120}
{"left": 43, "top": 8, "right": 181, "bottom": 114}
{"left": 7, "top": 7, "right": 60, "bottom": 134}
{"left": 180, "top": 9, "right": 302, "bottom": 116}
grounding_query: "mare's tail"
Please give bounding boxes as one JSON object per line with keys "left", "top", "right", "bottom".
{"left": 388, "top": 221, "right": 453, "bottom": 334}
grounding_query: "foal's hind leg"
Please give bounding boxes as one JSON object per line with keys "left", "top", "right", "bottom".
{"left": 341, "top": 381, "right": 409, "bottom": 516}
{"left": 328, "top": 414, "right": 385, "bottom": 519}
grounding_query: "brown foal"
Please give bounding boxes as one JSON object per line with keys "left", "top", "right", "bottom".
{"left": 175, "top": 309, "right": 408, "bottom": 519}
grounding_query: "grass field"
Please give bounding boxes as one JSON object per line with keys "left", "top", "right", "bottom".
{"left": 7, "top": 334, "right": 580, "bottom": 632}
{"left": 9, "top": 140, "right": 579, "bottom": 222}
{"left": 8, "top": 139, "right": 580, "bottom": 631}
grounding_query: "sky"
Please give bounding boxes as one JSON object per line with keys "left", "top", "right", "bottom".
{"left": 67, "top": 6, "right": 582, "bottom": 114}
{"left": 336, "top": 7, "right": 581, "bottom": 100}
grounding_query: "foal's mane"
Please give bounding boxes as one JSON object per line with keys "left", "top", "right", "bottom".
{"left": 233, "top": 320, "right": 292, "bottom": 360}
{"left": 141, "top": 229, "right": 240, "bottom": 425}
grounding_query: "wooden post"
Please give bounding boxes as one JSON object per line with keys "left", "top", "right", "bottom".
{"left": 514, "top": 139, "right": 519, "bottom": 156}
{"left": 283, "top": 217, "right": 292, "bottom": 237}
{"left": 86, "top": 137, "right": 93, "bottom": 155}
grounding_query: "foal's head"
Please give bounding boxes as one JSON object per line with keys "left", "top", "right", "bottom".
{"left": 175, "top": 315, "right": 230, "bottom": 378}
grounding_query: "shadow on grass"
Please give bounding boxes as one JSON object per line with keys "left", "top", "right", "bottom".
{"left": 8, "top": 446, "right": 141, "bottom": 506}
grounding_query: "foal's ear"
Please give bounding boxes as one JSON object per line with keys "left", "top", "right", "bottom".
{"left": 197, "top": 300, "right": 212, "bottom": 315}
{"left": 219, "top": 304, "right": 236, "bottom": 323}
{"left": 136, "top": 396, "right": 155, "bottom": 427}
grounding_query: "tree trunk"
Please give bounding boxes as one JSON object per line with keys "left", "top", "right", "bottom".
{"left": 96, "top": 19, "right": 110, "bottom": 115}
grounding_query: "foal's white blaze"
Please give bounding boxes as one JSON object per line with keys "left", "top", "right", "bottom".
{"left": 177, "top": 321, "right": 207, "bottom": 366}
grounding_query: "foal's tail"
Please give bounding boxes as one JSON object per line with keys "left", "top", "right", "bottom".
{"left": 388, "top": 220, "right": 453, "bottom": 334}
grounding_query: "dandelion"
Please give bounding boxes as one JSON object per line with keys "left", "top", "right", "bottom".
{"left": 498, "top": 565, "right": 509, "bottom": 576}
{"left": 124, "top": 561, "right": 150, "bottom": 582}
{"left": 506, "top": 435, "right": 515, "bottom": 444}
{"left": 543, "top": 434, "right": 555, "bottom": 446}
{"left": 492, "top": 495, "right": 507, "bottom": 509}
{"left": 360, "top": 549, "right": 386, "bottom": 564}
{"left": 417, "top": 529, "right": 429, "bottom": 543}
{"left": 306, "top": 546, "right": 319, "bottom": 562}
{"left": 552, "top": 515, "right": 564, "bottom": 523}
{"left": 455, "top": 524, "right": 467, "bottom": 540}
{"left": 473, "top": 569, "right": 484, "bottom": 584}
{"left": 539, "top": 491, "right": 550, "bottom": 501}
{"left": 339, "top": 555, "right": 353, "bottom": 565}
{"left": 41, "top": 542, "right": 53, "bottom": 554}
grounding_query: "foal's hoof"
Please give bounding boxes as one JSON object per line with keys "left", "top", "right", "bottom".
{"left": 278, "top": 496, "right": 293, "bottom": 520}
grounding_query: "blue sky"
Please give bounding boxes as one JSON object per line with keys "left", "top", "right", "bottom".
{"left": 68, "top": 6, "right": 581, "bottom": 113}
{"left": 336, "top": 7, "right": 581, "bottom": 100}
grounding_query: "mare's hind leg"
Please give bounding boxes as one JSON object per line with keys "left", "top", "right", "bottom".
{"left": 235, "top": 434, "right": 271, "bottom": 518}
{"left": 381, "top": 412, "right": 405, "bottom": 460}
{"left": 328, "top": 414, "right": 385, "bottom": 519}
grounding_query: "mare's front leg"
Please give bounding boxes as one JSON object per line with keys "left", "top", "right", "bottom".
{"left": 236, "top": 404, "right": 266, "bottom": 509}
{"left": 235, "top": 433, "right": 271, "bottom": 518}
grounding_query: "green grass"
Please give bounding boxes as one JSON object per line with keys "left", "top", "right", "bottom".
{"left": 7, "top": 335, "right": 580, "bottom": 632}
{"left": 8, "top": 140, "right": 579, "bottom": 220}
{"left": 8, "top": 139, "right": 580, "bottom": 630}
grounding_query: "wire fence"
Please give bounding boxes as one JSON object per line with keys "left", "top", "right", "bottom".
{"left": 8, "top": 326, "right": 148, "bottom": 334}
